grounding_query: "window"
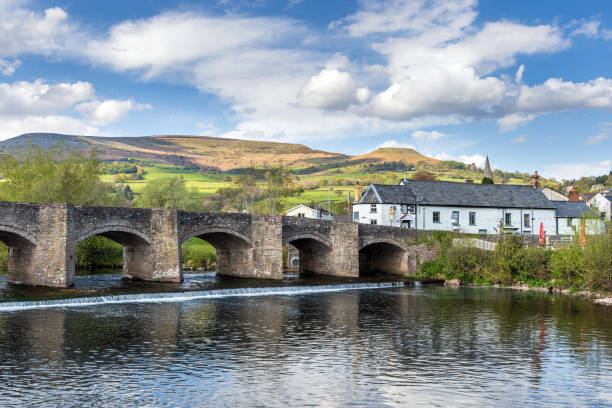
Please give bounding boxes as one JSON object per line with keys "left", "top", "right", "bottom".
{"left": 370, "top": 220, "right": 377, "bottom": 225}
{"left": 297, "top": 213, "right": 305, "bottom": 218}
{"left": 469, "top": 212, "right": 476, "bottom": 225}
{"left": 370, "top": 204, "right": 377, "bottom": 213}
{"left": 353, "top": 211, "right": 359, "bottom": 221}
{"left": 451, "top": 211, "right": 460, "bottom": 226}
{"left": 478, "top": 229, "right": 487, "bottom": 235}
{"left": 524, "top": 214, "right": 530, "bottom": 228}
{"left": 401, "top": 204, "right": 408, "bottom": 213}
{"left": 432, "top": 211, "right": 440, "bottom": 223}
{"left": 505, "top": 213, "right": 512, "bottom": 226}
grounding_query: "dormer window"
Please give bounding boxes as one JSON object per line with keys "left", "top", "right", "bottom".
{"left": 370, "top": 204, "right": 378, "bottom": 213}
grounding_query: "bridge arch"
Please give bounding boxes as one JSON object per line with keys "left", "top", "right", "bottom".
{"left": 181, "top": 227, "right": 253, "bottom": 277}
{"left": 73, "top": 225, "right": 153, "bottom": 280}
{"left": 359, "top": 239, "right": 408, "bottom": 276}
{"left": 283, "top": 233, "right": 333, "bottom": 275}
{"left": 0, "top": 224, "right": 37, "bottom": 285}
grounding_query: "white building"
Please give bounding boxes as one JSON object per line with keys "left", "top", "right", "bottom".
{"left": 285, "top": 204, "right": 332, "bottom": 219}
{"left": 551, "top": 201, "right": 605, "bottom": 235}
{"left": 354, "top": 180, "right": 557, "bottom": 235}
{"left": 588, "top": 192, "right": 612, "bottom": 220}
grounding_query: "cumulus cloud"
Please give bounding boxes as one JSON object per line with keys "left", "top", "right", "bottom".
{"left": 541, "top": 160, "right": 612, "bottom": 180}
{"left": 434, "top": 152, "right": 486, "bottom": 167}
{"left": 411, "top": 130, "right": 447, "bottom": 140}
{"left": 374, "top": 140, "right": 415, "bottom": 149}
{"left": 0, "top": 79, "right": 147, "bottom": 140}
{"left": 0, "top": 3, "right": 76, "bottom": 58}
{"left": 298, "top": 68, "right": 369, "bottom": 110}
{"left": 76, "top": 99, "right": 151, "bottom": 125}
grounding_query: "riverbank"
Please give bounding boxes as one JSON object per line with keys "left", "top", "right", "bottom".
{"left": 442, "top": 278, "right": 612, "bottom": 306}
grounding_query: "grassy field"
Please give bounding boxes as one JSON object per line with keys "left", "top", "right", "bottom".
{"left": 101, "top": 162, "right": 535, "bottom": 213}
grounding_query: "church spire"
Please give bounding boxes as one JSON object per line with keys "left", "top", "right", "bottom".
{"left": 484, "top": 155, "right": 492, "bottom": 180}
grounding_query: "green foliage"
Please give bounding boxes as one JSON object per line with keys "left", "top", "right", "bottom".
{"left": 481, "top": 177, "right": 494, "bottom": 184}
{"left": 132, "top": 176, "right": 202, "bottom": 210}
{"left": 429, "top": 225, "right": 611, "bottom": 292}
{"left": 181, "top": 238, "right": 216, "bottom": 270}
{"left": 74, "top": 236, "right": 123, "bottom": 273}
{"left": 0, "top": 143, "right": 121, "bottom": 206}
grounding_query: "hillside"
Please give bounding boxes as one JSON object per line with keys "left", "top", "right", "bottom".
{"left": 0, "top": 133, "right": 351, "bottom": 171}
{"left": 351, "top": 147, "right": 439, "bottom": 165}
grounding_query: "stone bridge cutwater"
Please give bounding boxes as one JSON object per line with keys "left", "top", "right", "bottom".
{"left": 0, "top": 202, "right": 439, "bottom": 287}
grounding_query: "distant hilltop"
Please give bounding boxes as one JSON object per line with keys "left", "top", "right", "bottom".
{"left": 0, "top": 133, "right": 439, "bottom": 171}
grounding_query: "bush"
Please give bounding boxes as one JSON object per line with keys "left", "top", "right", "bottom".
{"left": 182, "top": 238, "right": 216, "bottom": 270}
{"left": 419, "top": 259, "right": 446, "bottom": 278}
{"left": 75, "top": 236, "right": 123, "bottom": 273}
{"left": 445, "top": 246, "right": 492, "bottom": 283}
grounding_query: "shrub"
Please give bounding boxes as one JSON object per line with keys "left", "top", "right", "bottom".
{"left": 182, "top": 238, "right": 216, "bottom": 270}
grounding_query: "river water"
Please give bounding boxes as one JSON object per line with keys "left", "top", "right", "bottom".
{"left": 0, "top": 273, "right": 610, "bottom": 407}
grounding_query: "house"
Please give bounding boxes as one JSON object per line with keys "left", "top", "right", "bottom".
{"left": 588, "top": 193, "right": 612, "bottom": 220}
{"left": 352, "top": 184, "right": 416, "bottom": 227}
{"left": 551, "top": 201, "right": 605, "bottom": 235}
{"left": 285, "top": 204, "right": 333, "bottom": 219}
{"left": 540, "top": 187, "right": 568, "bottom": 201}
{"left": 354, "top": 179, "right": 557, "bottom": 235}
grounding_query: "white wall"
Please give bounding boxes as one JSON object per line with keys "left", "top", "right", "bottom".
{"left": 589, "top": 194, "right": 611, "bottom": 220}
{"left": 414, "top": 206, "right": 556, "bottom": 235}
{"left": 353, "top": 203, "right": 415, "bottom": 227}
{"left": 556, "top": 217, "right": 606, "bottom": 235}
{"left": 286, "top": 205, "right": 318, "bottom": 219}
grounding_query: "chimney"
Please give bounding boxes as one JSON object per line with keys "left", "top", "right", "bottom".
{"left": 568, "top": 187, "right": 580, "bottom": 202}
{"left": 354, "top": 181, "right": 362, "bottom": 202}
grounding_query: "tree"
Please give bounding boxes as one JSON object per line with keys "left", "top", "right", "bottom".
{"left": 132, "top": 177, "right": 202, "bottom": 210}
{"left": 481, "top": 177, "right": 494, "bottom": 184}
{"left": 0, "top": 143, "right": 121, "bottom": 206}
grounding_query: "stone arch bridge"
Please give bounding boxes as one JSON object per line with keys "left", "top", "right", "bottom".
{"left": 0, "top": 202, "right": 438, "bottom": 287}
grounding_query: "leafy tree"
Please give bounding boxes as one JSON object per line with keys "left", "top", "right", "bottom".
{"left": 132, "top": 176, "right": 202, "bottom": 210}
{"left": 481, "top": 177, "right": 494, "bottom": 184}
{"left": 0, "top": 143, "right": 121, "bottom": 206}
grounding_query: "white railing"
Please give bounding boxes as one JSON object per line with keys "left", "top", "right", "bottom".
{"left": 452, "top": 238, "right": 497, "bottom": 251}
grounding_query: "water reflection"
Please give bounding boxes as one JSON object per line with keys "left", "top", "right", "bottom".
{"left": 0, "top": 287, "right": 610, "bottom": 407}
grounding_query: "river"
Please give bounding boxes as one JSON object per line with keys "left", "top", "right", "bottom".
{"left": 0, "top": 273, "right": 610, "bottom": 407}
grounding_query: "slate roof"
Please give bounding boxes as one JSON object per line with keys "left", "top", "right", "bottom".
{"left": 358, "top": 184, "right": 416, "bottom": 204}
{"left": 551, "top": 201, "right": 600, "bottom": 218}
{"left": 362, "top": 180, "right": 556, "bottom": 209}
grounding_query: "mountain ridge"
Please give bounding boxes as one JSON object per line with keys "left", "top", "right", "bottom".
{"left": 0, "top": 133, "right": 438, "bottom": 171}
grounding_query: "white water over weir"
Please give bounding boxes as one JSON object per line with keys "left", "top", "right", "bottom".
{"left": 0, "top": 282, "right": 408, "bottom": 312}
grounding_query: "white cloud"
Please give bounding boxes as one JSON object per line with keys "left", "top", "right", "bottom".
{"left": 434, "top": 152, "right": 486, "bottom": 167}
{"left": 497, "top": 113, "right": 536, "bottom": 132}
{"left": 0, "top": 79, "right": 94, "bottom": 116}
{"left": 0, "top": 59, "right": 21, "bottom": 76}
{"left": 0, "top": 79, "right": 147, "bottom": 139}
{"left": 512, "top": 135, "right": 527, "bottom": 143}
{"left": 541, "top": 160, "right": 612, "bottom": 180}
{"left": 515, "top": 64, "right": 524, "bottom": 83}
{"left": 570, "top": 20, "right": 601, "bottom": 38}
{"left": 411, "top": 130, "right": 447, "bottom": 140}
{"left": 0, "top": 3, "right": 76, "bottom": 57}
{"left": 374, "top": 139, "right": 415, "bottom": 149}
{"left": 516, "top": 77, "right": 612, "bottom": 112}
{"left": 297, "top": 68, "right": 369, "bottom": 110}
{"left": 586, "top": 132, "right": 609, "bottom": 145}
{"left": 76, "top": 99, "right": 151, "bottom": 125}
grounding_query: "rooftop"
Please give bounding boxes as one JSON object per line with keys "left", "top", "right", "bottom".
{"left": 551, "top": 201, "right": 600, "bottom": 218}
{"left": 364, "top": 179, "right": 555, "bottom": 209}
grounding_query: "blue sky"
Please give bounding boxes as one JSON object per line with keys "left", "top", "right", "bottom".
{"left": 0, "top": 0, "right": 611, "bottom": 180}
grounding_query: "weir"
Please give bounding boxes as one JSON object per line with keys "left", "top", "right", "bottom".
{"left": 0, "top": 281, "right": 408, "bottom": 311}
{"left": 0, "top": 201, "right": 439, "bottom": 287}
